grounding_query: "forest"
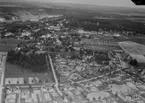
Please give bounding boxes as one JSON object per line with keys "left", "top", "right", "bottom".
{"left": 7, "top": 50, "right": 48, "bottom": 73}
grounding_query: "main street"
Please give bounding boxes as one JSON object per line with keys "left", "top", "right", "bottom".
{"left": 46, "top": 54, "right": 63, "bottom": 96}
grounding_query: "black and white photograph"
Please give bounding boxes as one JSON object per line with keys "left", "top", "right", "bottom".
{"left": 0, "top": 0, "right": 145, "bottom": 103}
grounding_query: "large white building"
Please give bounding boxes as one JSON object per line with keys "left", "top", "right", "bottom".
{"left": 119, "top": 41, "right": 145, "bottom": 64}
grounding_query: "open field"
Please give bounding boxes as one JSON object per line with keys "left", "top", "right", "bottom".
{"left": 0, "top": 38, "right": 24, "bottom": 52}
{"left": 0, "top": 44, "right": 16, "bottom": 52}
{"left": 0, "top": 38, "right": 24, "bottom": 44}
{"left": 4, "top": 63, "right": 54, "bottom": 85}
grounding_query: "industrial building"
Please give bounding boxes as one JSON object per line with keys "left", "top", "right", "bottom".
{"left": 119, "top": 41, "right": 145, "bottom": 64}
{"left": 80, "top": 39, "right": 121, "bottom": 51}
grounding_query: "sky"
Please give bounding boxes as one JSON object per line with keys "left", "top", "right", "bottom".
{"left": 0, "top": 0, "right": 137, "bottom": 7}
{"left": 43, "top": 0, "right": 135, "bottom": 7}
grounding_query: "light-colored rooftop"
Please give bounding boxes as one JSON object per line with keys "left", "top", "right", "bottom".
{"left": 87, "top": 91, "right": 110, "bottom": 101}
{"left": 130, "top": 54, "right": 145, "bottom": 63}
{"left": 119, "top": 41, "right": 145, "bottom": 63}
{"left": 81, "top": 39, "right": 118, "bottom": 46}
{"left": 119, "top": 41, "right": 145, "bottom": 55}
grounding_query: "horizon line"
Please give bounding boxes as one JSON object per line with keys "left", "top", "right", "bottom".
{"left": 0, "top": 0, "right": 145, "bottom": 9}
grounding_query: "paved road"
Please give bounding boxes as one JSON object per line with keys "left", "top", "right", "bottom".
{"left": 0, "top": 54, "right": 7, "bottom": 103}
{"left": 47, "top": 54, "right": 63, "bottom": 96}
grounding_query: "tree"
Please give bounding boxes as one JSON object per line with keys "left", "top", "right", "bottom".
{"left": 24, "top": 80, "right": 27, "bottom": 84}
{"left": 130, "top": 59, "right": 138, "bottom": 66}
{"left": 29, "top": 85, "right": 33, "bottom": 93}
{"left": 133, "top": 59, "right": 138, "bottom": 66}
{"left": 93, "top": 97, "right": 96, "bottom": 101}
{"left": 115, "top": 93, "right": 118, "bottom": 97}
{"left": 45, "top": 79, "right": 48, "bottom": 83}
{"left": 39, "top": 80, "right": 42, "bottom": 84}
{"left": 7, "top": 50, "right": 48, "bottom": 73}
{"left": 98, "top": 96, "right": 101, "bottom": 100}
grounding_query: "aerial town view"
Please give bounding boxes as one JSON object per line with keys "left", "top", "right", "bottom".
{"left": 0, "top": 0, "right": 145, "bottom": 103}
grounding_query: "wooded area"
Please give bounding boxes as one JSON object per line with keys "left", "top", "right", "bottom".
{"left": 7, "top": 50, "right": 48, "bottom": 72}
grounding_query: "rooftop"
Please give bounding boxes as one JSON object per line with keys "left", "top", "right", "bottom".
{"left": 81, "top": 39, "right": 118, "bottom": 46}
{"left": 119, "top": 41, "right": 145, "bottom": 63}
{"left": 119, "top": 41, "right": 145, "bottom": 55}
